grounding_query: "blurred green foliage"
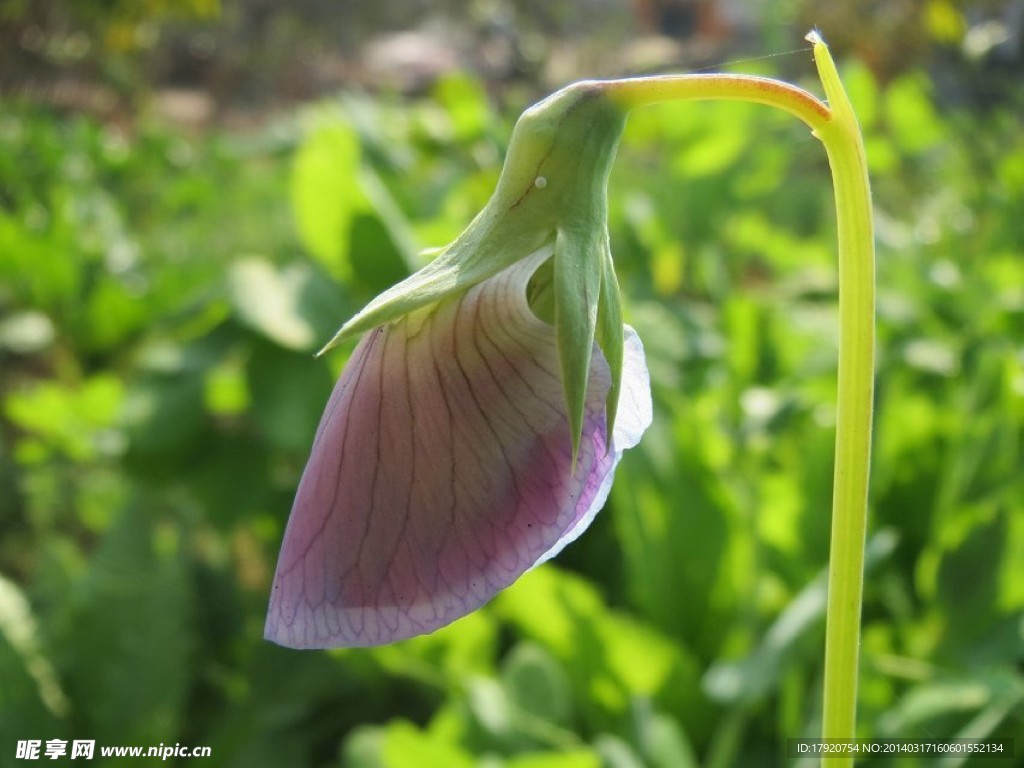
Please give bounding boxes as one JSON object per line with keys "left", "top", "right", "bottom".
{"left": 2, "top": 48, "right": 1023, "bottom": 768}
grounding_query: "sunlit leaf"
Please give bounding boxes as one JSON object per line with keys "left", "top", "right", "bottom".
{"left": 290, "top": 118, "right": 361, "bottom": 275}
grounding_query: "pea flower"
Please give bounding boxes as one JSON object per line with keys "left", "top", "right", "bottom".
{"left": 265, "top": 83, "right": 652, "bottom": 648}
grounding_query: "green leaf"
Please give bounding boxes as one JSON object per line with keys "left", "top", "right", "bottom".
{"left": 879, "top": 670, "right": 1021, "bottom": 736}
{"left": 634, "top": 711, "right": 699, "bottom": 768}
{"left": 883, "top": 74, "right": 944, "bottom": 154}
{"left": 290, "top": 117, "right": 361, "bottom": 275}
{"left": 501, "top": 642, "right": 572, "bottom": 728}
{"left": 0, "top": 575, "right": 68, "bottom": 743}
{"left": 704, "top": 530, "right": 898, "bottom": 705}
{"left": 432, "top": 73, "right": 492, "bottom": 141}
{"left": 56, "top": 504, "right": 191, "bottom": 746}
{"left": 4, "top": 374, "right": 123, "bottom": 463}
{"left": 228, "top": 258, "right": 318, "bottom": 351}
{"left": 596, "top": 243, "right": 624, "bottom": 438}
{"left": 505, "top": 750, "right": 601, "bottom": 768}
{"left": 554, "top": 226, "right": 602, "bottom": 461}
{"left": 228, "top": 257, "right": 348, "bottom": 352}
{"left": 931, "top": 504, "right": 1010, "bottom": 656}
{"left": 0, "top": 211, "right": 80, "bottom": 310}
{"left": 495, "top": 567, "right": 696, "bottom": 718}
{"left": 348, "top": 213, "right": 413, "bottom": 295}
{"left": 0, "top": 310, "right": 55, "bottom": 354}
{"left": 124, "top": 367, "right": 205, "bottom": 460}
{"left": 382, "top": 721, "right": 476, "bottom": 768}
{"left": 246, "top": 339, "right": 334, "bottom": 452}
{"left": 372, "top": 608, "right": 498, "bottom": 685}
{"left": 354, "top": 163, "right": 420, "bottom": 282}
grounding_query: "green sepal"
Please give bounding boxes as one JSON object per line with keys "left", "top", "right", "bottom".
{"left": 317, "top": 222, "right": 552, "bottom": 355}
{"left": 596, "top": 238, "right": 624, "bottom": 443}
{"left": 554, "top": 226, "right": 602, "bottom": 464}
{"left": 317, "top": 82, "right": 628, "bottom": 357}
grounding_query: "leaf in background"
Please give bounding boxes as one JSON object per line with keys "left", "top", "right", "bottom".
{"left": 382, "top": 721, "right": 476, "bottom": 768}
{"left": 501, "top": 642, "right": 572, "bottom": 729}
{"left": 228, "top": 257, "right": 319, "bottom": 352}
{"left": 290, "top": 110, "right": 417, "bottom": 296}
{"left": 290, "top": 118, "right": 361, "bottom": 276}
{"left": 0, "top": 575, "right": 68, "bottom": 744}
{"left": 348, "top": 212, "right": 411, "bottom": 295}
{"left": 201, "top": 632, "right": 397, "bottom": 768}
{"left": 371, "top": 609, "right": 497, "bottom": 685}
{"left": 928, "top": 504, "right": 1010, "bottom": 657}
{"left": 123, "top": 364, "right": 205, "bottom": 461}
{"left": 4, "top": 374, "right": 123, "bottom": 463}
{"left": 458, "top": 649, "right": 580, "bottom": 754}
{"left": 494, "top": 567, "right": 699, "bottom": 724}
{"left": 631, "top": 706, "right": 700, "bottom": 768}
{"left": 883, "top": 74, "right": 944, "bottom": 155}
{"left": 55, "top": 503, "right": 191, "bottom": 748}
{"left": 504, "top": 750, "right": 601, "bottom": 768}
{"left": 0, "top": 213, "right": 80, "bottom": 310}
{"left": 0, "top": 310, "right": 55, "bottom": 354}
{"left": 432, "top": 73, "right": 491, "bottom": 142}
{"left": 594, "top": 736, "right": 647, "bottom": 768}
{"left": 878, "top": 669, "right": 1023, "bottom": 738}
{"left": 467, "top": 677, "right": 515, "bottom": 745}
{"left": 245, "top": 339, "right": 334, "bottom": 453}
{"left": 82, "top": 273, "right": 150, "bottom": 352}
{"left": 350, "top": 164, "right": 418, "bottom": 291}
{"left": 190, "top": 433, "right": 273, "bottom": 528}
{"left": 593, "top": 708, "right": 699, "bottom": 768}
{"left": 610, "top": 425, "right": 732, "bottom": 654}
{"left": 703, "top": 530, "right": 898, "bottom": 706}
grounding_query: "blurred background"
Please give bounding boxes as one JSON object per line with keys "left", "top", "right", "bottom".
{"left": 1, "top": 1, "right": 1022, "bottom": 766}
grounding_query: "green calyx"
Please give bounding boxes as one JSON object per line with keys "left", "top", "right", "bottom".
{"left": 321, "top": 81, "right": 630, "bottom": 460}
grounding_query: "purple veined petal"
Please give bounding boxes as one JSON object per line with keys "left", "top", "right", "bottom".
{"left": 532, "top": 326, "right": 652, "bottom": 566}
{"left": 264, "top": 249, "right": 652, "bottom": 648}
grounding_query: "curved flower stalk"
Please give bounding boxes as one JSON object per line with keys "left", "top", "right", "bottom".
{"left": 265, "top": 250, "right": 652, "bottom": 648}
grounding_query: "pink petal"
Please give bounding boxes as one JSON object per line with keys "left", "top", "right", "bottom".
{"left": 533, "top": 326, "right": 652, "bottom": 566}
{"left": 265, "top": 251, "right": 650, "bottom": 648}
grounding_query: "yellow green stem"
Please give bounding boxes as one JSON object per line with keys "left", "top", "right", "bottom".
{"left": 602, "top": 33, "right": 875, "bottom": 761}
{"left": 805, "top": 33, "right": 875, "bottom": 760}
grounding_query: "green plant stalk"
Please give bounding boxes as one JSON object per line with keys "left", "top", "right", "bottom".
{"left": 805, "top": 33, "right": 875, "bottom": 758}
{"left": 603, "top": 33, "right": 874, "bottom": 757}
